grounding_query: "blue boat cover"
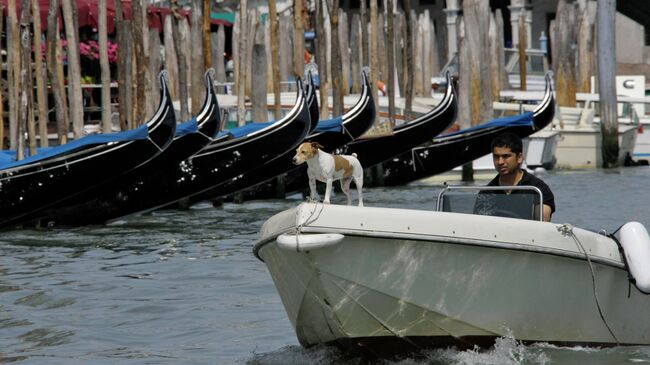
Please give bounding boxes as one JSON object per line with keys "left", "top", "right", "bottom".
{"left": 213, "top": 116, "right": 343, "bottom": 140}
{"left": 313, "top": 117, "right": 343, "bottom": 133}
{"left": 0, "top": 123, "right": 149, "bottom": 170}
{"left": 175, "top": 118, "right": 198, "bottom": 137}
{"left": 441, "top": 112, "right": 535, "bottom": 138}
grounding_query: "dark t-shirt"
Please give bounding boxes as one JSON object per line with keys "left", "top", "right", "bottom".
{"left": 486, "top": 169, "right": 555, "bottom": 213}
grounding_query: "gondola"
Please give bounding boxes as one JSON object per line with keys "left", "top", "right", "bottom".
{"left": 382, "top": 72, "right": 555, "bottom": 186}
{"left": 23, "top": 69, "right": 222, "bottom": 227}
{"left": 60, "top": 78, "right": 311, "bottom": 223}
{"left": 0, "top": 71, "right": 176, "bottom": 229}
{"left": 189, "top": 70, "right": 376, "bottom": 204}
{"left": 337, "top": 71, "right": 457, "bottom": 168}
{"left": 237, "top": 71, "right": 457, "bottom": 199}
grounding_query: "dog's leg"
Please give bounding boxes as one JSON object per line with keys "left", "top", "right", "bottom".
{"left": 323, "top": 178, "right": 333, "bottom": 204}
{"left": 353, "top": 176, "right": 364, "bottom": 207}
{"left": 309, "top": 177, "right": 319, "bottom": 201}
{"left": 341, "top": 178, "right": 352, "bottom": 205}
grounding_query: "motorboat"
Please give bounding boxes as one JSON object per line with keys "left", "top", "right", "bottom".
{"left": 23, "top": 69, "right": 222, "bottom": 227}
{"left": 0, "top": 71, "right": 176, "bottom": 229}
{"left": 381, "top": 72, "right": 555, "bottom": 186}
{"left": 254, "top": 185, "right": 650, "bottom": 358}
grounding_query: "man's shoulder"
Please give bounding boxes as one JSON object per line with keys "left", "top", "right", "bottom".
{"left": 521, "top": 170, "right": 550, "bottom": 187}
{"left": 486, "top": 174, "right": 500, "bottom": 186}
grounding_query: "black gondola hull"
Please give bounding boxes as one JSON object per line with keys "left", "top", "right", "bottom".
{"left": 382, "top": 74, "right": 556, "bottom": 186}
{"left": 0, "top": 97, "right": 176, "bottom": 229}
{"left": 189, "top": 72, "right": 377, "bottom": 203}
{"left": 26, "top": 71, "right": 223, "bottom": 227}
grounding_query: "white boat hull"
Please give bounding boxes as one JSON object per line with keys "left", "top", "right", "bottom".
{"left": 552, "top": 124, "right": 637, "bottom": 169}
{"left": 255, "top": 203, "right": 650, "bottom": 356}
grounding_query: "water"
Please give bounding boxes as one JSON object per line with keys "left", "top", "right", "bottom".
{"left": 1, "top": 167, "right": 650, "bottom": 364}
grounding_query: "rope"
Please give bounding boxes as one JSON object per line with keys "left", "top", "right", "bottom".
{"left": 557, "top": 223, "right": 620, "bottom": 345}
{"left": 293, "top": 201, "right": 325, "bottom": 252}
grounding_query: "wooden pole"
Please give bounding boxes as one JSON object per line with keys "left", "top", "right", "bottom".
{"left": 327, "top": 0, "right": 342, "bottom": 117}
{"left": 269, "top": 0, "right": 282, "bottom": 119}
{"left": 115, "top": 0, "right": 129, "bottom": 130}
{"left": 203, "top": 0, "right": 212, "bottom": 69}
{"left": 403, "top": 3, "right": 414, "bottom": 120}
{"left": 293, "top": 0, "right": 305, "bottom": 79}
{"left": 7, "top": 0, "right": 18, "bottom": 149}
{"left": 316, "top": 0, "right": 329, "bottom": 119}
{"left": 191, "top": 0, "right": 205, "bottom": 114}
{"left": 597, "top": 0, "right": 618, "bottom": 168}
{"left": 463, "top": 0, "right": 492, "bottom": 126}
{"left": 265, "top": 17, "right": 273, "bottom": 94}
{"left": 46, "top": 0, "right": 69, "bottom": 145}
{"left": 148, "top": 28, "right": 161, "bottom": 111}
{"left": 377, "top": 12, "right": 386, "bottom": 86}
{"left": 554, "top": 0, "right": 577, "bottom": 107}
{"left": 141, "top": 0, "right": 154, "bottom": 119}
{"left": 164, "top": 16, "right": 179, "bottom": 100}
{"left": 350, "top": 14, "right": 361, "bottom": 94}
{"left": 577, "top": 6, "right": 592, "bottom": 93}
{"left": 132, "top": 0, "right": 147, "bottom": 124}
{"left": 251, "top": 22, "right": 267, "bottom": 122}
{"left": 31, "top": 0, "right": 48, "bottom": 147}
{"left": 99, "top": 0, "right": 112, "bottom": 133}
{"left": 458, "top": 17, "right": 473, "bottom": 181}
{"left": 338, "top": 9, "right": 350, "bottom": 96}
{"left": 369, "top": 0, "right": 378, "bottom": 122}
{"left": 172, "top": 2, "right": 190, "bottom": 122}
{"left": 413, "top": 14, "right": 423, "bottom": 95}
{"left": 245, "top": 10, "right": 258, "bottom": 100}
{"left": 237, "top": 0, "right": 248, "bottom": 126}
{"left": 214, "top": 25, "right": 227, "bottom": 85}
{"left": 518, "top": 15, "right": 527, "bottom": 91}
{"left": 386, "top": 0, "right": 396, "bottom": 127}
{"left": 18, "top": 0, "right": 33, "bottom": 159}
{"left": 61, "top": 0, "right": 84, "bottom": 138}
{"left": 360, "top": 0, "right": 368, "bottom": 67}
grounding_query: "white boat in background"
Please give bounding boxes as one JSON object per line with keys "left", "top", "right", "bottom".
{"left": 498, "top": 94, "right": 639, "bottom": 169}
{"left": 255, "top": 187, "right": 650, "bottom": 358}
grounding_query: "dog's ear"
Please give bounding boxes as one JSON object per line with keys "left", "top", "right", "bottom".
{"left": 310, "top": 141, "right": 324, "bottom": 150}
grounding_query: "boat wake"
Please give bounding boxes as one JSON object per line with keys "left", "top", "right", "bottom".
{"left": 245, "top": 334, "right": 551, "bottom": 365}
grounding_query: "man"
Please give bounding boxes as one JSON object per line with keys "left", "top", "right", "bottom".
{"left": 475, "top": 132, "right": 555, "bottom": 221}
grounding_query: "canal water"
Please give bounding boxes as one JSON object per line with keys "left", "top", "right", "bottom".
{"left": 1, "top": 166, "right": 650, "bottom": 364}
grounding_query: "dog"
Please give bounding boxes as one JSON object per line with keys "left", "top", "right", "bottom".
{"left": 292, "top": 142, "right": 364, "bottom": 206}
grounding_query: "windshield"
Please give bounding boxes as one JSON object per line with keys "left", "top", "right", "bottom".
{"left": 436, "top": 186, "right": 544, "bottom": 221}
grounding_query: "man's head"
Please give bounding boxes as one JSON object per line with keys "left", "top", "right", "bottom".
{"left": 491, "top": 133, "right": 524, "bottom": 176}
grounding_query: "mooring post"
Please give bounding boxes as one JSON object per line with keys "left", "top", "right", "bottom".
{"left": 597, "top": 0, "right": 619, "bottom": 168}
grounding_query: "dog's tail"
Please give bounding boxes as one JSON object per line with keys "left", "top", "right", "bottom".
{"left": 352, "top": 153, "right": 358, "bottom": 158}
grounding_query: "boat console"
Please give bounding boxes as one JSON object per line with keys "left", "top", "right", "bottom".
{"left": 436, "top": 185, "right": 544, "bottom": 221}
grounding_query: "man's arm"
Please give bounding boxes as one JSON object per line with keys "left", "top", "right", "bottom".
{"left": 543, "top": 204, "right": 552, "bottom": 222}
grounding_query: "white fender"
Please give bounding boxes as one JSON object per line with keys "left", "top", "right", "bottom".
{"left": 277, "top": 233, "right": 344, "bottom": 252}
{"left": 617, "top": 221, "right": 650, "bottom": 293}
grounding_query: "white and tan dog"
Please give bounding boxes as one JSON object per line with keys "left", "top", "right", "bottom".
{"left": 292, "top": 142, "right": 364, "bottom": 206}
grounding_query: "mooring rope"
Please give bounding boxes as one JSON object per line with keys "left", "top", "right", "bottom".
{"left": 557, "top": 223, "right": 620, "bottom": 345}
{"left": 292, "top": 200, "right": 325, "bottom": 252}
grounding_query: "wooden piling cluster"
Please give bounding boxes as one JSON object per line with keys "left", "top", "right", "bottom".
{"left": 0, "top": 1, "right": 621, "bottom": 170}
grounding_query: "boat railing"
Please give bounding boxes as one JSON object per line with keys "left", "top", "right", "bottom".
{"left": 436, "top": 185, "right": 544, "bottom": 221}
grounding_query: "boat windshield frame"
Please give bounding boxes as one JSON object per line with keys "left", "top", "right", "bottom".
{"left": 436, "top": 185, "right": 544, "bottom": 222}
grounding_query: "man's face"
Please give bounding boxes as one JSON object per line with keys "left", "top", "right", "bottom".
{"left": 492, "top": 146, "right": 523, "bottom": 176}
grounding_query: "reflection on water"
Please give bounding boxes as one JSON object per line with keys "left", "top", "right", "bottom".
{"left": 0, "top": 167, "right": 649, "bottom": 364}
